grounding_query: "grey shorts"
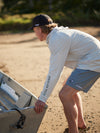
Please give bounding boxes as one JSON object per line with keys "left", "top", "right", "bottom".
{"left": 66, "top": 68, "right": 100, "bottom": 93}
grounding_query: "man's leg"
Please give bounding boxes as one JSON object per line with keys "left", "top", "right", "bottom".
{"left": 63, "top": 79, "right": 86, "bottom": 129}
{"left": 59, "top": 84, "right": 79, "bottom": 133}
{"left": 74, "top": 93, "right": 86, "bottom": 129}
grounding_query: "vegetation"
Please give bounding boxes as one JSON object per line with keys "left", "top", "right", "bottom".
{"left": 0, "top": 0, "right": 100, "bottom": 32}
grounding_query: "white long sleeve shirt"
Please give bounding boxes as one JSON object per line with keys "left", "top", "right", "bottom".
{"left": 39, "top": 26, "right": 100, "bottom": 103}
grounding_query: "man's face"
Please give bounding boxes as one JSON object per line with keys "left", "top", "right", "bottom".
{"left": 33, "top": 27, "right": 46, "bottom": 41}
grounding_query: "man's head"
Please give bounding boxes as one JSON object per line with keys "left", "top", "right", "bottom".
{"left": 31, "top": 14, "right": 58, "bottom": 41}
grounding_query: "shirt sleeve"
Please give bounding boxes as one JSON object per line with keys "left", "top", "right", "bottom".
{"left": 38, "top": 34, "right": 71, "bottom": 103}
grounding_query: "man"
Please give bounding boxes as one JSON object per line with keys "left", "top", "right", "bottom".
{"left": 31, "top": 14, "right": 100, "bottom": 133}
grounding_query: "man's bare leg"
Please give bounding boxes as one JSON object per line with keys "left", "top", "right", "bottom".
{"left": 74, "top": 93, "right": 86, "bottom": 129}
{"left": 59, "top": 85, "right": 79, "bottom": 133}
{"left": 63, "top": 78, "right": 86, "bottom": 129}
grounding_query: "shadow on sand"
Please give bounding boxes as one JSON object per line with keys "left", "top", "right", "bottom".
{"left": 63, "top": 127, "right": 90, "bottom": 133}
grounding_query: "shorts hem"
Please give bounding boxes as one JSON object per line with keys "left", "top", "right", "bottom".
{"left": 66, "top": 82, "right": 89, "bottom": 93}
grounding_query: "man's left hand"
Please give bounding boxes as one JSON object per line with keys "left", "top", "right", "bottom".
{"left": 34, "top": 100, "right": 46, "bottom": 113}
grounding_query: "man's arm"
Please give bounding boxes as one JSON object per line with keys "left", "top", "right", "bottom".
{"left": 35, "top": 33, "right": 71, "bottom": 113}
{"left": 35, "top": 49, "right": 69, "bottom": 113}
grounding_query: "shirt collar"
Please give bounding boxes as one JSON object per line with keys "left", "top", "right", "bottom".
{"left": 46, "top": 26, "right": 69, "bottom": 44}
{"left": 46, "top": 26, "right": 58, "bottom": 44}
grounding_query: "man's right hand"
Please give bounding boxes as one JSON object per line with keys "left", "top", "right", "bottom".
{"left": 34, "top": 99, "right": 46, "bottom": 114}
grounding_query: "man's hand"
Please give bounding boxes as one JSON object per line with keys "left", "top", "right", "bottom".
{"left": 34, "top": 99, "right": 46, "bottom": 113}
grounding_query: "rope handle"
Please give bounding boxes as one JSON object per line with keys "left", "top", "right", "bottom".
{"left": 11, "top": 108, "right": 26, "bottom": 129}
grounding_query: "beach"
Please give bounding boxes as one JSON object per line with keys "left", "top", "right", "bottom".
{"left": 0, "top": 26, "right": 100, "bottom": 133}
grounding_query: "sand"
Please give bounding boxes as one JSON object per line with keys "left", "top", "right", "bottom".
{"left": 0, "top": 26, "right": 100, "bottom": 133}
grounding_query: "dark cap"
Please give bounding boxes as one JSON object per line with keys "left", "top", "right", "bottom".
{"left": 31, "top": 14, "right": 53, "bottom": 29}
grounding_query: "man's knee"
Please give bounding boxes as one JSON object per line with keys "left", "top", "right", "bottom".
{"left": 59, "top": 85, "right": 72, "bottom": 102}
{"left": 59, "top": 85, "right": 78, "bottom": 102}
